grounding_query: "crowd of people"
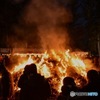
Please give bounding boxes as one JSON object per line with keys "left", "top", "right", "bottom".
{"left": 0, "top": 55, "right": 100, "bottom": 100}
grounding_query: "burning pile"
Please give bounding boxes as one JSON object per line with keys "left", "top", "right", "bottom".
{"left": 11, "top": 49, "right": 95, "bottom": 94}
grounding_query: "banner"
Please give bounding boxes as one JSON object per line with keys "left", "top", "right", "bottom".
{"left": 0, "top": 48, "right": 11, "bottom": 54}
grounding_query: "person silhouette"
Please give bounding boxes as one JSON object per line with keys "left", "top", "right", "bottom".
{"left": 18, "top": 63, "right": 51, "bottom": 100}
{"left": 83, "top": 69, "right": 99, "bottom": 92}
{"left": 0, "top": 59, "right": 14, "bottom": 100}
{"left": 57, "top": 76, "right": 78, "bottom": 100}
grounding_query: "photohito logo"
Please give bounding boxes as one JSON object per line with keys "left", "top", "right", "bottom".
{"left": 70, "top": 91, "right": 98, "bottom": 97}
{"left": 88, "top": 92, "right": 98, "bottom": 96}
{"left": 70, "top": 91, "right": 76, "bottom": 97}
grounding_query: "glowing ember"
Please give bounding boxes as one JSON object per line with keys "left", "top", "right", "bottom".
{"left": 12, "top": 50, "right": 95, "bottom": 93}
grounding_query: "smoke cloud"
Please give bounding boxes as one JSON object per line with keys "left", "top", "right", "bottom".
{"left": 14, "top": 0, "right": 72, "bottom": 51}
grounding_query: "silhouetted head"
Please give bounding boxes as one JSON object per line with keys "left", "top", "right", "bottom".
{"left": 61, "top": 77, "right": 76, "bottom": 94}
{"left": 24, "top": 63, "right": 37, "bottom": 74}
{"left": 87, "top": 69, "right": 98, "bottom": 82}
{"left": 29, "top": 63, "right": 37, "bottom": 74}
{"left": 63, "top": 77, "right": 75, "bottom": 86}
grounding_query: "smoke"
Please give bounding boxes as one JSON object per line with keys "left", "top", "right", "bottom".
{"left": 14, "top": 0, "right": 72, "bottom": 51}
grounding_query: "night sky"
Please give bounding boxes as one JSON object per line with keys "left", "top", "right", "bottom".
{"left": 0, "top": 0, "right": 99, "bottom": 53}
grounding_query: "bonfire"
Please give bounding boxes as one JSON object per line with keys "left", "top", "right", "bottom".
{"left": 10, "top": 49, "right": 96, "bottom": 96}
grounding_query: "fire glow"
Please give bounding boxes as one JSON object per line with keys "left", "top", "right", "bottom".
{"left": 12, "top": 50, "right": 94, "bottom": 93}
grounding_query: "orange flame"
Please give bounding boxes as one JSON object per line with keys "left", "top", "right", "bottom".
{"left": 12, "top": 55, "right": 34, "bottom": 74}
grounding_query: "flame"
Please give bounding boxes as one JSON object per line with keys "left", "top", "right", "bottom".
{"left": 12, "top": 50, "right": 95, "bottom": 93}
{"left": 12, "top": 55, "right": 34, "bottom": 74}
{"left": 39, "top": 64, "right": 51, "bottom": 78}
